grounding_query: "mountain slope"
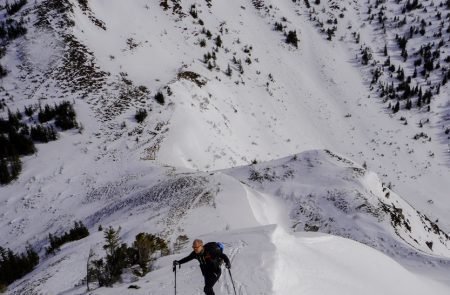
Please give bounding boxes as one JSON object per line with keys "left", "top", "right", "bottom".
{"left": 5, "top": 150, "right": 450, "bottom": 294}
{"left": 71, "top": 0, "right": 450, "bottom": 230}
{"left": 1, "top": 0, "right": 450, "bottom": 294}
{"left": 1, "top": 0, "right": 449, "bottom": 225}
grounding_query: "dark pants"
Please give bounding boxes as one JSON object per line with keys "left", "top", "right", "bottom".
{"left": 203, "top": 269, "right": 221, "bottom": 295}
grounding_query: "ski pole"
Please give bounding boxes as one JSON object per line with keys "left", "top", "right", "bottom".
{"left": 228, "top": 268, "right": 237, "bottom": 295}
{"left": 173, "top": 264, "right": 177, "bottom": 295}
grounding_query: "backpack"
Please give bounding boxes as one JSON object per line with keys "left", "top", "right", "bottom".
{"left": 204, "top": 242, "right": 224, "bottom": 253}
{"left": 217, "top": 242, "right": 224, "bottom": 253}
{"left": 204, "top": 242, "right": 225, "bottom": 266}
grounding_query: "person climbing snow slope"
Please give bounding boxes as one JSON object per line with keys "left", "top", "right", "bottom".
{"left": 173, "top": 239, "right": 231, "bottom": 295}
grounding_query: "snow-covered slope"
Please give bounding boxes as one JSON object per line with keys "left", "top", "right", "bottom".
{"left": 1, "top": 0, "right": 450, "bottom": 294}
{"left": 23, "top": 230, "right": 448, "bottom": 295}
{"left": 226, "top": 149, "right": 450, "bottom": 258}
{"left": 5, "top": 150, "right": 450, "bottom": 294}
{"left": 74, "top": 0, "right": 450, "bottom": 230}
{"left": 1, "top": 0, "right": 449, "bottom": 228}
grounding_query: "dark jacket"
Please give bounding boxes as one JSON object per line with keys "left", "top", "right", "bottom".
{"left": 178, "top": 244, "right": 230, "bottom": 275}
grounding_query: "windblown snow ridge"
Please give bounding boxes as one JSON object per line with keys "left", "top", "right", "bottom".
{"left": 225, "top": 149, "right": 450, "bottom": 263}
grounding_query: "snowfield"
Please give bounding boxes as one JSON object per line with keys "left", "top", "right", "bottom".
{"left": 5, "top": 150, "right": 450, "bottom": 294}
{"left": 1, "top": 0, "right": 450, "bottom": 294}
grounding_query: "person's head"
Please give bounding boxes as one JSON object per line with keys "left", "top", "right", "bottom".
{"left": 192, "top": 239, "right": 204, "bottom": 254}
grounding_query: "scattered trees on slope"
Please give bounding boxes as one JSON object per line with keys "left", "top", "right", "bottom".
{"left": 87, "top": 227, "right": 169, "bottom": 288}
{"left": 0, "top": 101, "right": 79, "bottom": 185}
{"left": 5, "top": 0, "right": 28, "bottom": 16}
{"left": 0, "top": 245, "right": 39, "bottom": 291}
{"left": 305, "top": 0, "right": 449, "bottom": 119}
{"left": 46, "top": 221, "right": 90, "bottom": 256}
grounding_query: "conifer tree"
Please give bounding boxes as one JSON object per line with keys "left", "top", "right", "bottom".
{"left": 133, "top": 233, "right": 154, "bottom": 274}
{"left": 154, "top": 91, "right": 165, "bottom": 105}
{"left": 417, "top": 96, "right": 422, "bottom": 108}
{"left": 0, "top": 158, "right": 10, "bottom": 185}
{"left": 207, "top": 61, "right": 214, "bottom": 70}
{"left": 103, "top": 226, "right": 126, "bottom": 285}
{"left": 226, "top": 64, "right": 232, "bottom": 77}
{"left": 160, "top": 0, "right": 169, "bottom": 10}
{"left": 393, "top": 101, "right": 400, "bottom": 113}
{"left": 215, "top": 35, "right": 222, "bottom": 47}
{"left": 86, "top": 248, "right": 95, "bottom": 291}
{"left": 24, "top": 105, "right": 34, "bottom": 117}
{"left": 132, "top": 233, "right": 168, "bottom": 274}
{"left": 9, "top": 155, "right": 21, "bottom": 180}
{"left": 286, "top": 30, "right": 299, "bottom": 48}
{"left": 405, "top": 99, "right": 412, "bottom": 110}
{"left": 0, "top": 64, "right": 7, "bottom": 78}
{"left": 135, "top": 109, "right": 148, "bottom": 123}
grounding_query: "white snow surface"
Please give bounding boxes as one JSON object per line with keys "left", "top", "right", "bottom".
{"left": 67, "top": 0, "right": 450, "bottom": 231}
{"left": 1, "top": 0, "right": 450, "bottom": 294}
{"left": 4, "top": 151, "right": 450, "bottom": 294}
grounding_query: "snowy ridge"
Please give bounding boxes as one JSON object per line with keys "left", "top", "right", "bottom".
{"left": 1, "top": 0, "right": 450, "bottom": 294}
{"left": 226, "top": 150, "right": 450, "bottom": 260}
{"left": 5, "top": 150, "right": 450, "bottom": 294}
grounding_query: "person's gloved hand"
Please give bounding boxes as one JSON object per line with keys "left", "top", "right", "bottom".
{"left": 173, "top": 260, "right": 180, "bottom": 267}
{"left": 225, "top": 262, "right": 231, "bottom": 269}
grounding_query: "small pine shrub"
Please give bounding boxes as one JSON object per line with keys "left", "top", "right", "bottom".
{"left": 274, "top": 22, "right": 283, "bottom": 31}
{"left": 286, "top": 30, "right": 298, "bottom": 48}
{"left": 189, "top": 4, "right": 198, "bottom": 18}
{"left": 215, "top": 35, "right": 222, "bottom": 47}
{"left": 154, "top": 91, "right": 165, "bottom": 105}
{"left": 304, "top": 0, "right": 311, "bottom": 9}
{"left": 0, "top": 64, "right": 7, "bottom": 78}
{"left": 225, "top": 64, "right": 232, "bottom": 77}
{"left": 160, "top": 0, "right": 169, "bottom": 10}
{"left": 78, "top": 0, "right": 88, "bottom": 10}
{"left": 392, "top": 101, "right": 400, "bottom": 113}
{"left": 135, "top": 108, "right": 148, "bottom": 123}
{"left": 24, "top": 105, "right": 34, "bottom": 117}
